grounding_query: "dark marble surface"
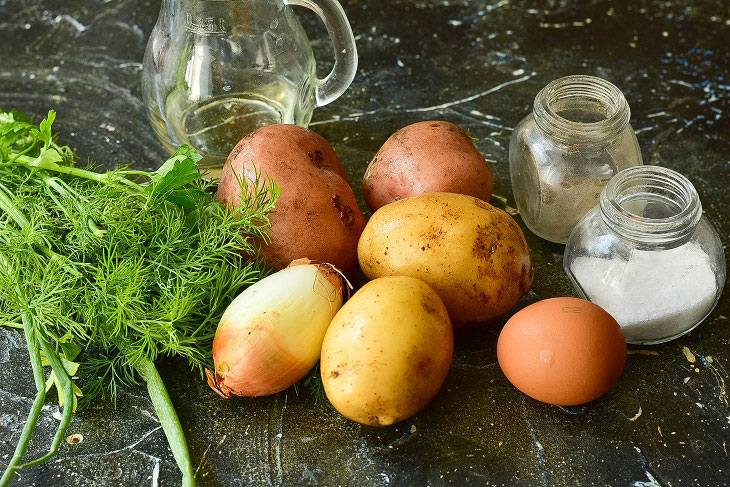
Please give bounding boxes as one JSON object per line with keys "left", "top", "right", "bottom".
{"left": 1, "top": 0, "right": 729, "bottom": 485}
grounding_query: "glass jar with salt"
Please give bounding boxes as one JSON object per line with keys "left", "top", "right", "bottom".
{"left": 564, "top": 166, "right": 726, "bottom": 344}
{"left": 509, "top": 75, "right": 643, "bottom": 243}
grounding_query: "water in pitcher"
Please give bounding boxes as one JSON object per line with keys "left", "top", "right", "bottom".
{"left": 160, "top": 75, "right": 306, "bottom": 165}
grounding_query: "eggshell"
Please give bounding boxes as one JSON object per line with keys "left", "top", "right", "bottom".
{"left": 497, "top": 297, "right": 626, "bottom": 406}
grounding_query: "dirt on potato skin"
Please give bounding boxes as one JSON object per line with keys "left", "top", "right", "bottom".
{"left": 217, "top": 124, "right": 366, "bottom": 273}
{"left": 362, "top": 120, "right": 494, "bottom": 212}
{"left": 358, "top": 192, "right": 534, "bottom": 327}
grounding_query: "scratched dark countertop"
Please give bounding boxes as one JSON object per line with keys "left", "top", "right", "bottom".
{"left": 1, "top": 0, "right": 729, "bottom": 485}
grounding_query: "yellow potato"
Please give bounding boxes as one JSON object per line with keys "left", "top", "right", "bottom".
{"left": 358, "top": 192, "right": 533, "bottom": 327}
{"left": 321, "top": 276, "right": 453, "bottom": 426}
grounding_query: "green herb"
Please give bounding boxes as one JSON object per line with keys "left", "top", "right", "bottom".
{"left": 0, "top": 109, "right": 278, "bottom": 486}
{"left": 303, "top": 365, "right": 326, "bottom": 404}
{"left": 293, "top": 364, "right": 326, "bottom": 404}
{"left": 465, "top": 127, "right": 480, "bottom": 141}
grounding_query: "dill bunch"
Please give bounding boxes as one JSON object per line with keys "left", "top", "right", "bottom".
{"left": 0, "top": 109, "right": 278, "bottom": 486}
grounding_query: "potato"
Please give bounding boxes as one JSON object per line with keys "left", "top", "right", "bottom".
{"left": 217, "top": 125, "right": 366, "bottom": 273}
{"left": 362, "top": 120, "right": 494, "bottom": 212}
{"left": 321, "top": 276, "right": 453, "bottom": 426}
{"left": 358, "top": 192, "right": 533, "bottom": 327}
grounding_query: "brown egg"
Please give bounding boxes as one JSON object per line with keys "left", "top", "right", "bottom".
{"left": 497, "top": 297, "right": 626, "bottom": 406}
{"left": 362, "top": 121, "right": 494, "bottom": 212}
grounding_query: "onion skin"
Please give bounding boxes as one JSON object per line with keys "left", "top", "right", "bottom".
{"left": 208, "top": 320, "right": 314, "bottom": 397}
{"left": 207, "top": 262, "right": 344, "bottom": 398}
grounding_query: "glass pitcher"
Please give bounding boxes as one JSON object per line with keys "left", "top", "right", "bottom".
{"left": 142, "top": 0, "right": 357, "bottom": 167}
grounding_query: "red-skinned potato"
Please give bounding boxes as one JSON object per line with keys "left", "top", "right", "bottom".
{"left": 362, "top": 121, "right": 494, "bottom": 212}
{"left": 217, "top": 125, "right": 366, "bottom": 273}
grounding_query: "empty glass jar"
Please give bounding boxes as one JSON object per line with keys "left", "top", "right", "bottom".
{"left": 564, "top": 166, "right": 726, "bottom": 344}
{"left": 509, "top": 75, "right": 643, "bottom": 243}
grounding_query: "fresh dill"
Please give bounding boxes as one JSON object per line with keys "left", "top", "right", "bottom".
{"left": 293, "top": 364, "right": 327, "bottom": 404}
{"left": 0, "top": 109, "right": 278, "bottom": 486}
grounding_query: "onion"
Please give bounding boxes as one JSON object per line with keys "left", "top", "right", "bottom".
{"left": 206, "top": 259, "right": 345, "bottom": 397}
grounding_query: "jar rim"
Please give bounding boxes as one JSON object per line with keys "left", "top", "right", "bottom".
{"left": 533, "top": 75, "right": 631, "bottom": 143}
{"left": 600, "top": 166, "right": 702, "bottom": 246}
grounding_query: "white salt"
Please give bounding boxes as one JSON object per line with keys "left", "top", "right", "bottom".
{"left": 570, "top": 242, "right": 718, "bottom": 343}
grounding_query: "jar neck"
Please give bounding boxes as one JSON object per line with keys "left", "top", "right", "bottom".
{"left": 533, "top": 75, "right": 631, "bottom": 144}
{"left": 600, "top": 166, "right": 702, "bottom": 248}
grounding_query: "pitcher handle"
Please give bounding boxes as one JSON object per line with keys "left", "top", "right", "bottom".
{"left": 284, "top": 0, "right": 358, "bottom": 107}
